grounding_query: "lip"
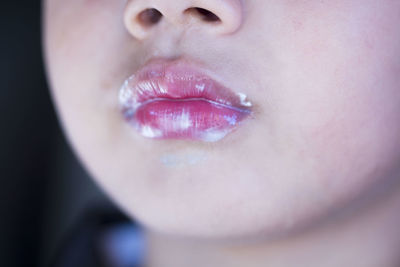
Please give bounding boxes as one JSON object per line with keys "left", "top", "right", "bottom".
{"left": 119, "top": 59, "right": 252, "bottom": 142}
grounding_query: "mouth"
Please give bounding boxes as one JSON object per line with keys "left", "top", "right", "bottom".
{"left": 119, "top": 59, "right": 253, "bottom": 142}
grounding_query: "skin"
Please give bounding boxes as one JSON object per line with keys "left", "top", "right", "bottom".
{"left": 44, "top": 0, "right": 400, "bottom": 266}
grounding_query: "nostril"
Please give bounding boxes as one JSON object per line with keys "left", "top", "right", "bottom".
{"left": 185, "top": 7, "right": 221, "bottom": 23}
{"left": 137, "top": 8, "right": 163, "bottom": 27}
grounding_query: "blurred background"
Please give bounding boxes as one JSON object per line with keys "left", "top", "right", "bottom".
{"left": 0, "top": 1, "right": 119, "bottom": 266}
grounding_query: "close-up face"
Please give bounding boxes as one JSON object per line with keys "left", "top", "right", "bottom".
{"left": 44, "top": 0, "right": 400, "bottom": 241}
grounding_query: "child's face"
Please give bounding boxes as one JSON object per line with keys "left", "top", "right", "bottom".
{"left": 44, "top": 0, "right": 400, "bottom": 240}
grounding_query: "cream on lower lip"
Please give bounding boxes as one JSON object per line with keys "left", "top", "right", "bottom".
{"left": 119, "top": 62, "right": 252, "bottom": 142}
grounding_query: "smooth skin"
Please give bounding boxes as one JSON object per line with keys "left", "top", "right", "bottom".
{"left": 44, "top": 0, "right": 400, "bottom": 266}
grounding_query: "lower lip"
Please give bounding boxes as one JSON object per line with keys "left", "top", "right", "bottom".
{"left": 132, "top": 98, "right": 251, "bottom": 142}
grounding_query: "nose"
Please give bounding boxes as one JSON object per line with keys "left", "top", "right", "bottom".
{"left": 123, "top": 0, "right": 243, "bottom": 40}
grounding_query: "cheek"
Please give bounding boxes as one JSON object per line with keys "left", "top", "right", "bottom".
{"left": 45, "top": 0, "right": 129, "bottom": 137}
{"left": 275, "top": 0, "right": 400, "bottom": 199}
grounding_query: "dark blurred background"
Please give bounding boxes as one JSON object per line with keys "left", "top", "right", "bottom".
{"left": 1, "top": 1, "right": 114, "bottom": 266}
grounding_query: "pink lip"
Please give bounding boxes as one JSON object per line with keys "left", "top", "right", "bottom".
{"left": 119, "top": 60, "right": 252, "bottom": 142}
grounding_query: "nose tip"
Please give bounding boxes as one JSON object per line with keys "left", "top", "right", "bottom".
{"left": 123, "top": 0, "right": 243, "bottom": 40}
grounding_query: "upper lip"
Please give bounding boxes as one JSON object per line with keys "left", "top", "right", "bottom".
{"left": 119, "top": 58, "right": 252, "bottom": 112}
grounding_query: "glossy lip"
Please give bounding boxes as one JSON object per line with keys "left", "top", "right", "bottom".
{"left": 119, "top": 59, "right": 253, "bottom": 142}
